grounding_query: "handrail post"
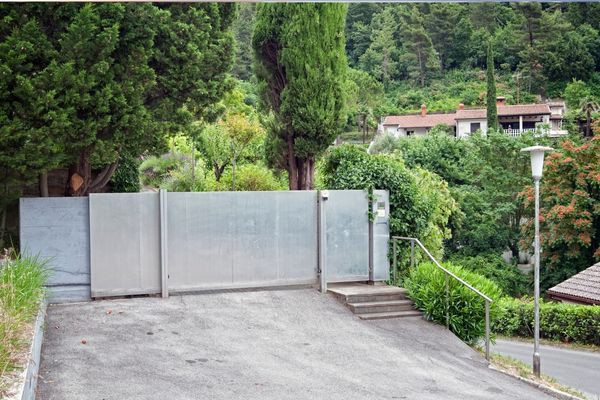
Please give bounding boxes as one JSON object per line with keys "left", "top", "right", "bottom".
{"left": 410, "top": 239, "right": 415, "bottom": 270}
{"left": 485, "top": 300, "right": 490, "bottom": 361}
{"left": 392, "top": 238, "right": 397, "bottom": 284}
{"left": 445, "top": 272, "right": 449, "bottom": 329}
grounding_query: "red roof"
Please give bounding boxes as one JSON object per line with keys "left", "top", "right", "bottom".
{"left": 455, "top": 104, "right": 551, "bottom": 120}
{"left": 382, "top": 113, "right": 456, "bottom": 129}
{"left": 547, "top": 262, "right": 600, "bottom": 305}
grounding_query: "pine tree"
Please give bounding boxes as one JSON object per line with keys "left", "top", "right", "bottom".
{"left": 253, "top": 4, "right": 347, "bottom": 190}
{"left": 486, "top": 41, "right": 498, "bottom": 131}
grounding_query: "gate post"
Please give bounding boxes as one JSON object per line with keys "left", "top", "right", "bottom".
{"left": 159, "top": 189, "right": 169, "bottom": 298}
{"left": 318, "top": 190, "right": 329, "bottom": 293}
{"left": 368, "top": 191, "right": 374, "bottom": 283}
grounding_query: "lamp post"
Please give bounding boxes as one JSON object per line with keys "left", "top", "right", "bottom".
{"left": 520, "top": 145, "right": 553, "bottom": 378}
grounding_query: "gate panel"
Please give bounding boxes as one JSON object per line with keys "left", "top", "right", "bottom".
{"left": 167, "top": 191, "right": 318, "bottom": 291}
{"left": 325, "top": 190, "right": 369, "bottom": 282}
{"left": 373, "top": 190, "right": 390, "bottom": 281}
{"left": 90, "top": 193, "right": 161, "bottom": 297}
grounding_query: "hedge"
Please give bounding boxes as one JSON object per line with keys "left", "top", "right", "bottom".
{"left": 494, "top": 297, "right": 600, "bottom": 346}
{"left": 405, "top": 261, "right": 503, "bottom": 345}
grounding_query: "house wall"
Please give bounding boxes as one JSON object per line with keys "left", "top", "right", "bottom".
{"left": 395, "top": 127, "right": 429, "bottom": 137}
{"left": 457, "top": 119, "right": 487, "bottom": 137}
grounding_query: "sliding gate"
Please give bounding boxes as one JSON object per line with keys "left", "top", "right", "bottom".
{"left": 88, "top": 190, "right": 389, "bottom": 297}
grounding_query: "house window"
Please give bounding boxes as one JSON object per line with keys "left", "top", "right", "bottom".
{"left": 470, "top": 122, "right": 481, "bottom": 133}
{"left": 406, "top": 130, "right": 414, "bottom": 137}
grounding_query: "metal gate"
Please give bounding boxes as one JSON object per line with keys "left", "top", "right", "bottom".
{"left": 82, "top": 190, "right": 388, "bottom": 298}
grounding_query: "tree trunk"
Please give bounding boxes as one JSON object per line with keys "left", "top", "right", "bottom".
{"left": 0, "top": 206, "right": 6, "bottom": 250}
{"left": 213, "top": 163, "right": 226, "bottom": 182}
{"left": 586, "top": 108, "right": 591, "bottom": 137}
{"left": 287, "top": 134, "right": 298, "bottom": 190}
{"left": 39, "top": 172, "right": 49, "bottom": 197}
{"left": 67, "top": 147, "right": 118, "bottom": 196}
{"left": 67, "top": 148, "right": 92, "bottom": 196}
{"left": 231, "top": 155, "right": 237, "bottom": 191}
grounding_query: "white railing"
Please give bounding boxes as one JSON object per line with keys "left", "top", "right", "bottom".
{"left": 504, "top": 128, "right": 536, "bottom": 137}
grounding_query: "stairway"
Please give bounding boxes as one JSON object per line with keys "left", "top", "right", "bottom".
{"left": 328, "top": 282, "right": 422, "bottom": 320}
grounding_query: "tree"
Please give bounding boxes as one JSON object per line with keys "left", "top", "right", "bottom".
{"left": 398, "top": 7, "right": 440, "bottom": 87}
{"left": 358, "top": 7, "right": 400, "bottom": 87}
{"left": 345, "top": 69, "right": 384, "bottom": 143}
{"left": 0, "top": 4, "right": 236, "bottom": 198}
{"left": 232, "top": 3, "right": 256, "bottom": 81}
{"left": 253, "top": 4, "right": 347, "bottom": 190}
{"left": 521, "top": 132, "right": 600, "bottom": 290}
{"left": 486, "top": 41, "right": 498, "bottom": 131}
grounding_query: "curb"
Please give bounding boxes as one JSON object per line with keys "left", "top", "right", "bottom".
{"left": 13, "top": 301, "right": 46, "bottom": 400}
{"left": 489, "top": 364, "right": 586, "bottom": 400}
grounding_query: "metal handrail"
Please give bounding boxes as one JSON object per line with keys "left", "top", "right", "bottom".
{"left": 392, "top": 236, "right": 492, "bottom": 360}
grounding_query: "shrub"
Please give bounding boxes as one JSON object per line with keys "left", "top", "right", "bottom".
{"left": 493, "top": 297, "right": 600, "bottom": 345}
{"left": 207, "top": 164, "right": 287, "bottom": 192}
{"left": 0, "top": 253, "right": 47, "bottom": 386}
{"left": 405, "top": 261, "right": 503, "bottom": 345}
{"left": 139, "top": 153, "right": 186, "bottom": 188}
{"left": 448, "top": 253, "right": 530, "bottom": 298}
{"left": 110, "top": 152, "right": 141, "bottom": 193}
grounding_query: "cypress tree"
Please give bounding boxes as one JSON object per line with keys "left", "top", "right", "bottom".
{"left": 253, "top": 4, "right": 348, "bottom": 190}
{"left": 486, "top": 40, "right": 499, "bottom": 132}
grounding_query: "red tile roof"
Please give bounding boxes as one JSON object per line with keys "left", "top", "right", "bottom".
{"left": 455, "top": 104, "right": 551, "bottom": 120}
{"left": 547, "top": 262, "right": 600, "bottom": 305}
{"left": 382, "top": 113, "right": 456, "bottom": 129}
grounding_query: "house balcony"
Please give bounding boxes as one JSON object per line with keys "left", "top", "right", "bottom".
{"left": 503, "top": 128, "right": 568, "bottom": 138}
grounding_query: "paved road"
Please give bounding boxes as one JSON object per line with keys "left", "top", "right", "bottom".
{"left": 37, "top": 289, "right": 552, "bottom": 400}
{"left": 492, "top": 338, "right": 600, "bottom": 399}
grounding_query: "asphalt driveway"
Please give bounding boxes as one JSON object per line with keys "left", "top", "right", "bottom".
{"left": 37, "top": 288, "right": 552, "bottom": 400}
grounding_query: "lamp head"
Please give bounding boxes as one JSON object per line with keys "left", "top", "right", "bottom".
{"left": 521, "top": 145, "right": 554, "bottom": 180}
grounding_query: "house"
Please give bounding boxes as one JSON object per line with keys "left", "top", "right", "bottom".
{"left": 546, "top": 262, "right": 600, "bottom": 305}
{"left": 379, "top": 98, "right": 568, "bottom": 139}
{"left": 380, "top": 104, "right": 456, "bottom": 137}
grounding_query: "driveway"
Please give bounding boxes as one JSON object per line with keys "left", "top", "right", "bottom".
{"left": 492, "top": 338, "right": 600, "bottom": 399}
{"left": 37, "top": 288, "right": 552, "bottom": 400}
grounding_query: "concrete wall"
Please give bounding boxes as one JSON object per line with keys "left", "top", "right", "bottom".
{"left": 457, "top": 119, "right": 487, "bottom": 137}
{"left": 20, "top": 197, "right": 90, "bottom": 302}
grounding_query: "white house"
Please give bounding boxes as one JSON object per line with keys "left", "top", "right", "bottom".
{"left": 381, "top": 104, "right": 456, "bottom": 137}
{"left": 380, "top": 98, "right": 568, "bottom": 139}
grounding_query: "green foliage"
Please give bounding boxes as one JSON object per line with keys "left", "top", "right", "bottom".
{"left": 448, "top": 253, "right": 530, "bottom": 298}
{"left": 110, "top": 153, "right": 141, "bottom": 193}
{"left": 405, "top": 261, "right": 502, "bottom": 345}
{"left": 486, "top": 41, "right": 498, "bottom": 130}
{"left": 253, "top": 3, "right": 348, "bottom": 189}
{"left": 0, "top": 3, "right": 236, "bottom": 197}
{"left": 374, "top": 131, "right": 552, "bottom": 258}
{"left": 208, "top": 164, "right": 287, "bottom": 192}
{"left": 319, "top": 145, "right": 430, "bottom": 240}
{"left": 0, "top": 253, "right": 47, "bottom": 384}
{"left": 139, "top": 154, "right": 185, "bottom": 189}
{"left": 494, "top": 297, "right": 600, "bottom": 345}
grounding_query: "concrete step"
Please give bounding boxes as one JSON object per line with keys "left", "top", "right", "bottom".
{"left": 344, "top": 293, "right": 407, "bottom": 303}
{"left": 358, "top": 310, "right": 423, "bottom": 320}
{"left": 347, "top": 299, "right": 415, "bottom": 314}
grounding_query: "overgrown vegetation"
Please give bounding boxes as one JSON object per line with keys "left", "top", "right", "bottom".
{"left": 405, "top": 261, "right": 503, "bottom": 345}
{"left": 0, "top": 253, "right": 47, "bottom": 394}
{"left": 494, "top": 297, "right": 600, "bottom": 346}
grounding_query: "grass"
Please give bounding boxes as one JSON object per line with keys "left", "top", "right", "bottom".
{"left": 489, "top": 352, "right": 588, "bottom": 399}
{"left": 0, "top": 252, "right": 47, "bottom": 395}
{"left": 338, "top": 130, "right": 375, "bottom": 144}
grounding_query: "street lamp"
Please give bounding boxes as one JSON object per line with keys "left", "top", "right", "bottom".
{"left": 520, "top": 145, "right": 553, "bottom": 378}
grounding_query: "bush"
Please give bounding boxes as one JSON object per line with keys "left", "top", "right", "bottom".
{"left": 110, "top": 152, "right": 141, "bottom": 193}
{"left": 494, "top": 297, "right": 600, "bottom": 345}
{"left": 405, "top": 262, "right": 503, "bottom": 345}
{"left": 207, "top": 164, "right": 287, "bottom": 192}
{"left": 0, "top": 253, "right": 47, "bottom": 385}
{"left": 139, "top": 153, "right": 187, "bottom": 188}
{"left": 448, "top": 253, "right": 530, "bottom": 298}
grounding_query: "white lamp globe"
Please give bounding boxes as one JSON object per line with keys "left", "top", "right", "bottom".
{"left": 521, "top": 145, "right": 553, "bottom": 180}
